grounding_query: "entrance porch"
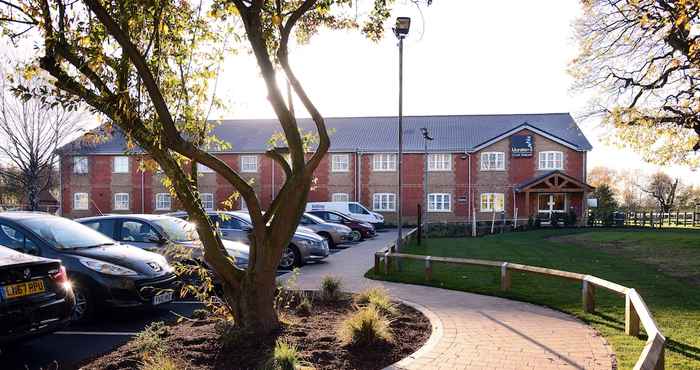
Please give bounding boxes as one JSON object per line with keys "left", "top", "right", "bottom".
{"left": 515, "top": 171, "right": 594, "bottom": 224}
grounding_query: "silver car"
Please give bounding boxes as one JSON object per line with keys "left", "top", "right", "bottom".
{"left": 299, "top": 213, "right": 353, "bottom": 248}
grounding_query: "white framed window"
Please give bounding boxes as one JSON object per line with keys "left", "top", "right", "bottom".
{"left": 201, "top": 193, "right": 214, "bottom": 211}
{"left": 428, "top": 193, "right": 451, "bottom": 212}
{"left": 113, "top": 156, "right": 129, "bottom": 173}
{"left": 372, "top": 154, "right": 397, "bottom": 172}
{"left": 480, "top": 152, "right": 505, "bottom": 171}
{"left": 372, "top": 193, "right": 396, "bottom": 211}
{"left": 331, "top": 154, "right": 349, "bottom": 172}
{"left": 73, "top": 192, "right": 89, "bottom": 210}
{"left": 155, "top": 193, "right": 172, "bottom": 210}
{"left": 73, "top": 156, "right": 89, "bottom": 174}
{"left": 197, "top": 163, "right": 214, "bottom": 173}
{"left": 113, "top": 193, "right": 130, "bottom": 210}
{"left": 480, "top": 193, "right": 505, "bottom": 212}
{"left": 332, "top": 193, "right": 349, "bottom": 202}
{"left": 240, "top": 155, "right": 258, "bottom": 173}
{"left": 538, "top": 151, "right": 563, "bottom": 170}
{"left": 428, "top": 154, "right": 451, "bottom": 171}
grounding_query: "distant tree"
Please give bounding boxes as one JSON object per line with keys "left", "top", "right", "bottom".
{"left": 572, "top": 0, "right": 700, "bottom": 168}
{"left": 639, "top": 172, "right": 679, "bottom": 212}
{"left": 676, "top": 185, "right": 700, "bottom": 210}
{"left": 591, "top": 183, "right": 619, "bottom": 226}
{"left": 0, "top": 165, "right": 22, "bottom": 206}
{"left": 588, "top": 166, "right": 618, "bottom": 188}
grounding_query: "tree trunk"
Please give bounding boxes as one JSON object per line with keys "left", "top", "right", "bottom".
{"left": 225, "top": 270, "right": 279, "bottom": 333}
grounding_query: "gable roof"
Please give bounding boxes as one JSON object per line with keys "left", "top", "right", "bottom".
{"left": 515, "top": 170, "right": 594, "bottom": 192}
{"left": 60, "top": 113, "right": 592, "bottom": 155}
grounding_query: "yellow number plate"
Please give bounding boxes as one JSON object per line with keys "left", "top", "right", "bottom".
{"left": 3, "top": 279, "right": 45, "bottom": 299}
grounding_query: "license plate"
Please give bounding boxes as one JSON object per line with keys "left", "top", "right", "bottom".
{"left": 152, "top": 290, "right": 173, "bottom": 305}
{"left": 3, "top": 279, "right": 45, "bottom": 299}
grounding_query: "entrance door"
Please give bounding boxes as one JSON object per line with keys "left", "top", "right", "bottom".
{"left": 538, "top": 193, "right": 566, "bottom": 221}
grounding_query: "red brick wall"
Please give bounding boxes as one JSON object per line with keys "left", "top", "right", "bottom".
{"left": 90, "top": 156, "right": 112, "bottom": 215}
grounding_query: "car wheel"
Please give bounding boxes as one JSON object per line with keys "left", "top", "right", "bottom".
{"left": 279, "top": 245, "right": 301, "bottom": 270}
{"left": 320, "top": 233, "right": 335, "bottom": 249}
{"left": 350, "top": 229, "right": 362, "bottom": 242}
{"left": 71, "top": 283, "right": 95, "bottom": 322}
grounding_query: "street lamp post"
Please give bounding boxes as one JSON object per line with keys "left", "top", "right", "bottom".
{"left": 421, "top": 127, "right": 433, "bottom": 234}
{"left": 394, "top": 17, "right": 410, "bottom": 252}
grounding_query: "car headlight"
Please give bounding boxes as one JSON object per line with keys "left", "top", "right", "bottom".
{"left": 79, "top": 257, "right": 138, "bottom": 276}
{"left": 335, "top": 225, "right": 351, "bottom": 233}
{"left": 298, "top": 238, "right": 321, "bottom": 247}
{"left": 154, "top": 255, "right": 174, "bottom": 273}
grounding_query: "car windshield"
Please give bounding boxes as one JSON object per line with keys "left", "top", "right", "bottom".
{"left": 232, "top": 213, "right": 252, "bottom": 225}
{"left": 304, "top": 213, "right": 324, "bottom": 224}
{"left": 20, "top": 217, "right": 116, "bottom": 250}
{"left": 152, "top": 217, "right": 198, "bottom": 242}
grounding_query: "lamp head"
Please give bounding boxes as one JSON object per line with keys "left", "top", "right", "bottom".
{"left": 394, "top": 17, "right": 411, "bottom": 38}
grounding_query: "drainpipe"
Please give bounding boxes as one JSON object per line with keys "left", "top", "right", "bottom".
{"left": 58, "top": 156, "right": 62, "bottom": 216}
{"left": 355, "top": 149, "right": 361, "bottom": 202}
{"left": 141, "top": 168, "right": 145, "bottom": 213}
{"left": 467, "top": 152, "right": 471, "bottom": 222}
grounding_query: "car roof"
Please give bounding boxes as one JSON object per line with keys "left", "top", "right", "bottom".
{"left": 0, "top": 244, "right": 52, "bottom": 266}
{"left": 0, "top": 211, "right": 57, "bottom": 222}
{"left": 76, "top": 214, "right": 174, "bottom": 222}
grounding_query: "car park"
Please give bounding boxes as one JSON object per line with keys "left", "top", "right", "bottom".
{"left": 298, "top": 213, "right": 353, "bottom": 248}
{"left": 0, "top": 212, "right": 177, "bottom": 322}
{"left": 0, "top": 245, "right": 74, "bottom": 346}
{"left": 305, "top": 201, "right": 384, "bottom": 226}
{"left": 76, "top": 214, "right": 249, "bottom": 268}
{"left": 306, "top": 210, "right": 376, "bottom": 242}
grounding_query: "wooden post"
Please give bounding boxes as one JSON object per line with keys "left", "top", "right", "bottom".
{"left": 500, "top": 262, "right": 511, "bottom": 291}
{"left": 625, "top": 293, "right": 640, "bottom": 336}
{"left": 582, "top": 280, "right": 595, "bottom": 313}
{"left": 513, "top": 207, "right": 518, "bottom": 230}
{"left": 657, "top": 344, "right": 666, "bottom": 370}
{"left": 491, "top": 211, "right": 496, "bottom": 234}
{"left": 374, "top": 253, "right": 381, "bottom": 274}
{"left": 472, "top": 207, "right": 477, "bottom": 237}
{"left": 384, "top": 251, "right": 391, "bottom": 275}
{"left": 425, "top": 256, "right": 432, "bottom": 282}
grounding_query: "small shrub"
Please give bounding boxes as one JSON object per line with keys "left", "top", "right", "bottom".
{"left": 264, "top": 340, "right": 303, "bottom": 370}
{"left": 354, "top": 287, "right": 397, "bottom": 316}
{"left": 527, "top": 216, "right": 534, "bottom": 228}
{"left": 133, "top": 322, "right": 168, "bottom": 356}
{"left": 296, "top": 295, "right": 312, "bottom": 316}
{"left": 191, "top": 308, "right": 209, "bottom": 320}
{"left": 534, "top": 217, "right": 542, "bottom": 228}
{"left": 140, "top": 353, "right": 180, "bottom": 370}
{"left": 320, "top": 275, "right": 343, "bottom": 302}
{"left": 339, "top": 305, "right": 393, "bottom": 346}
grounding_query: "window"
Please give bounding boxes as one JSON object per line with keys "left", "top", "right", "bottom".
{"left": 538, "top": 151, "right": 563, "bottom": 170}
{"left": 372, "top": 193, "right": 396, "bottom": 211}
{"left": 219, "top": 216, "right": 247, "bottom": 230}
{"left": 428, "top": 154, "right": 451, "bottom": 171}
{"left": 0, "top": 223, "right": 39, "bottom": 254}
{"left": 428, "top": 193, "right": 451, "bottom": 212}
{"left": 113, "top": 156, "right": 129, "bottom": 173}
{"left": 114, "top": 193, "right": 130, "bottom": 210}
{"left": 119, "top": 220, "right": 159, "bottom": 243}
{"left": 197, "top": 163, "right": 214, "bottom": 173}
{"left": 74, "top": 192, "right": 89, "bottom": 210}
{"left": 155, "top": 193, "right": 172, "bottom": 210}
{"left": 82, "top": 219, "right": 116, "bottom": 238}
{"left": 73, "top": 156, "right": 88, "bottom": 174}
{"left": 201, "top": 193, "right": 214, "bottom": 211}
{"left": 331, "top": 154, "right": 349, "bottom": 172}
{"left": 332, "top": 193, "right": 349, "bottom": 202}
{"left": 372, "top": 154, "right": 397, "bottom": 171}
{"left": 240, "top": 155, "right": 258, "bottom": 172}
{"left": 480, "top": 193, "right": 505, "bottom": 212}
{"left": 349, "top": 202, "right": 370, "bottom": 215}
{"left": 480, "top": 152, "right": 505, "bottom": 171}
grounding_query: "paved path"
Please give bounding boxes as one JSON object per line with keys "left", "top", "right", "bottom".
{"left": 292, "top": 231, "right": 615, "bottom": 370}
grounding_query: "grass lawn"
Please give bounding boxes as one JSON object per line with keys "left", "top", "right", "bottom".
{"left": 365, "top": 228, "right": 700, "bottom": 370}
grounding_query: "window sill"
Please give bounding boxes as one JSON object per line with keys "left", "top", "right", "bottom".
{"left": 427, "top": 169, "right": 452, "bottom": 172}
{"left": 331, "top": 170, "right": 350, "bottom": 173}
{"left": 373, "top": 209, "right": 395, "bottom": 212}
{"left": 428, "top": 210, "right": 452, "bottom": 213}
{"left": 480, "top": 168, "right": 506, "bottom": 171}
{"left": 372, "top": 169, "right": 397, "bottom": 172}
{"left": 240, "top": 170, "right": 258, "bottom": 173}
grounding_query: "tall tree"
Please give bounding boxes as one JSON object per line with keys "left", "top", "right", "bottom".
{"left": 0, "top": 0, "right": 421, "bottom": 335}
{"left": 639, "top": 172, "right": 679, "bottom": 212}
{"left": 0, "top": 70, "right": 82, "bottom": 211}
{"left": 571, "top": 0, "right": 700, "bottom": 168}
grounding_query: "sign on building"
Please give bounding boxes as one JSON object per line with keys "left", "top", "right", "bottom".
{"left": 511, "top": 135, "right": 533, "bottom": 157}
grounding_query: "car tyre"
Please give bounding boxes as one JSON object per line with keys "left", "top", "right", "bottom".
{"left": 350, "top": 229, "right": 362, "bottom": 242}
{"left": 279, "top": 245, "right": 301, "bottom": 270}
{"left": 319, "top": 233, "right": 335, "bottom": 249}
{"left": 71, "top": 282, "right": 95, "bottom": 323}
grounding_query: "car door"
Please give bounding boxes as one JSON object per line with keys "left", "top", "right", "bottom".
{"left": 116, "top": 219, "right": 162, "bottom": 252}
{"left": 218, "top": 215, "right": 250, "bottom": 243}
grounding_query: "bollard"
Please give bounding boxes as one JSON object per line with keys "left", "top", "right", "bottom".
{"left": 582, "top": 280, "right": 596, "bottom": 313}
{"left": 500, "top": 263, "right": 511, "bottom": 291}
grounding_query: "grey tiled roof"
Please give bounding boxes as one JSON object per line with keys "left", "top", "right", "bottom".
{"left": 61, "top": 113, "right": 592, "bottom": 155}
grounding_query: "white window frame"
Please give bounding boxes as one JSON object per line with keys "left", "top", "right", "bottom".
{"left": 155, "top": 193, "right": 172, "bottom": 210}
{"left": 240, "top": 155, "right": 258, "bottom": 173}
{"left": 201, "top": 193, "right": 214, "bottom": 211}
{"left": 372, "top": 193, "right": 396, "bottom": 211}
{"left": 331, "top": 154, "right": 350, "bottom": 172}
{"left": 538, "top": 151, "right": 563, "bottom": 170}
{"left": 73, "top": 156, "right": 89, "bottom": 174}
{"left": 372, "top": 154, "right": 397, "bottom": 172}
{"left": 428, "top": 154, "right": 451, "bottom": 171}
{"left": 332, "top": 193, "right": 349, "bottom": 202}
{"left": 73, "top": 192, "right": 89, "bottom": 210}
{"left": 197, "top": 163, "right": 214, "bottom": 173}
{"left": 113, "top": 156, "right": 129, "bottom": 173}
{"left": 113, "top": 193, "right": 130, "bottom": 210}
{"left": 480, "top": 152, "right": 505, "bottom": 171}
{"left": 480, "top": 193, "right": 505, "bottom": 212}
{"left": 428, "top": 193, "right": 451, "bottom": 212}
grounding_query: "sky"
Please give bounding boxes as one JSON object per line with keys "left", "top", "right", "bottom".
{"left": 211, "top": 0, "right": 700, "bottom": 185}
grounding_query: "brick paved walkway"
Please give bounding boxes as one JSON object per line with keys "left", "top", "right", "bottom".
{"left": 289, "top": 230, "right": 615, "bottom": 370}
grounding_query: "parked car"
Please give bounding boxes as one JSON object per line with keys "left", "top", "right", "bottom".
{"left": 0, "top": 245, "right": 74, "bottom": 346}
{"left": 306, "top": 210, "right": 376, "bottom": 241}
{"left": 305, "top": 202, "right": 384, "bottom": 226}
{"left": 0, "top": 212, "right": 177, "bottom": 322}
{"left": 76, "top": 214, "right": 249, "bottom": 268}
{"left": 298, "top": 213, "right": 352, "bottom": 248}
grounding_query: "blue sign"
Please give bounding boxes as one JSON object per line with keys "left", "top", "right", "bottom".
{"left": 511, "top": 135, "right": 533, "bottom": 157}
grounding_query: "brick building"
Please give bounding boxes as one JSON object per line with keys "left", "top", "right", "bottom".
{"left": 58, "top": 113, "right": 594, "bottom": 224}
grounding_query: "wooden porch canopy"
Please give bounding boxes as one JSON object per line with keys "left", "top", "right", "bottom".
{"left": 515, "top": 171, "right": 594, "bottom": 216}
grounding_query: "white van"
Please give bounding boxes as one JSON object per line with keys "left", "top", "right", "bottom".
{"left": 305, "top": 202, "right": 384, "bottom": 225}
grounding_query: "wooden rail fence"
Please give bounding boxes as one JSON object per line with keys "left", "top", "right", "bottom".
{"left": 374, "top": 237, "right": 665, "bottom": 370}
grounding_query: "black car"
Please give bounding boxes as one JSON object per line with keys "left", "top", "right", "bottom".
{"left": 307, "top": 210, "right": 377, "bottom": 241}
{"left": 0, "top": 245, "right": 74, "bottom": 346}
{"left": 0, "top": 212, "right": 177, "bottom": 322}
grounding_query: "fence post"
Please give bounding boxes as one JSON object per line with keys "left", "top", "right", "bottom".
{"left": 625, "top": 293, "right": 640, "bottom": 336}
{"left": 425, "top": 256, "right": 432, "bottom": 282}
{"left": 500, "top": 262, "right": 511, "bottom": 291}
{"left": 582, "top": 279, "right": 595, "bottom": 313}
{"left": 417, "top": 203, "right": 422, "bottom": 246}
{"left": 374, "top": 253, "right": 381, "bottom": 274}
{"left": 491, "top": 211, "right": 496, "bottom": 234}
{"left": 513, "top": 207, "right": 518, "bottom": 230}
{"left": 384, "top": 250, "right": 391, "bottom": 275}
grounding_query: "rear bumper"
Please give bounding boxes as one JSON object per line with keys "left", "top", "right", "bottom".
{"left": 0, "top": 292, "right": 74, "bottom": 345}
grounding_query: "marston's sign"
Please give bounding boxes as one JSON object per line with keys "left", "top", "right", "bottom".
{"left": 511, "top": 135, "right": 533, "bottom": 157}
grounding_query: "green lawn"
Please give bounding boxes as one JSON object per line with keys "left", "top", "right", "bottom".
{"left": 366, "top": 229, "right": 700, "bottom": 370}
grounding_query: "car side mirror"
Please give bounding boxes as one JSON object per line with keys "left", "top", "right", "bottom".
{"left": 148, "top": 236, "right": 167, "bottom": 245}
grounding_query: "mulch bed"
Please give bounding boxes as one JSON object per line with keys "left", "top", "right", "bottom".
{"left": 78, "top": 293, "right": 431, "bottom": 370}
